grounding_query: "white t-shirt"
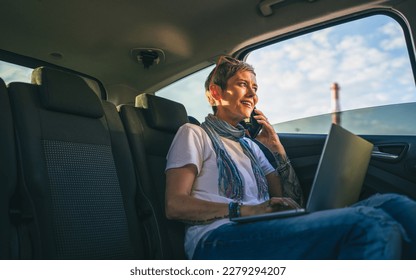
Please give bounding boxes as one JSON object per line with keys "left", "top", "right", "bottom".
{"left": 165, "top": 123, "right": 275, "bottom": 259}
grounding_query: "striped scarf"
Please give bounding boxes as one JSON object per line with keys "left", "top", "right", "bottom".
{"left": 201, "top": 114, "right": 269, "bottom": 201}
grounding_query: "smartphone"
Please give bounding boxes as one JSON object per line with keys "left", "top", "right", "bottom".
{"left": 240, "top": 109, "right": 262, "bottom": 139}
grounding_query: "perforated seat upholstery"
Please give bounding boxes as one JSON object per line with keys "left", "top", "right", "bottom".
{"left": 8, "top": 67, "right": 146, "bottom": 259}
{"left": 0, "top": 78, "right": 16, "bottom": 259}
{"left": 120, "top": 93, "right": 189, "bottom": 259}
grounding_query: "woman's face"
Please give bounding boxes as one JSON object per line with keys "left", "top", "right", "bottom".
{"left": 214, "top": 70, "right": 258, "bottom": 126}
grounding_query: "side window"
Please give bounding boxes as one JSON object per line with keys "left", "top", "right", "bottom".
{"left": 247, "top": 14, "right": 416, "bottom": 135}
{"left": 157, "top": 66, "right": 215, "bottom": 122}
{"left": 0, "top": 60, "right": 32, "bottom": 83}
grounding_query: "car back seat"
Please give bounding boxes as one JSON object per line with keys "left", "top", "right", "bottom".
{"left": 100, "top": 99, "right": 155, "bottom": 259}
{"left": 7, "top": 67, "right": 147, "bottom": 259}
{"left": 119, "top": 93, "right": 189, "bottom": 259}
{"left": 0, "top": 78, "right": 16, "bottom": 259}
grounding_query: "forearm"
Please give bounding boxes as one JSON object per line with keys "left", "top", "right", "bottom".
{"left": 273, "top": 152, "right": 304, "bottom": 207}
{"left": 166, "top": 165, "right": 232, "bottom": 225}
{"left": 166, "top": 194, "right": 230, "bottom": 225}
{"left": 165, "top": 193, "right": 273, "bottom": 224}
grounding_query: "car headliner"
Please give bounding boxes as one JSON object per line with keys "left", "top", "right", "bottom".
{"left": 1, "top": 0, "right": 414, "bottom": 105}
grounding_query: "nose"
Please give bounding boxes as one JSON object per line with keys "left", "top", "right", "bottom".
{"left": 247, "top": 85, "right": 257, "bottom": 96}
{"left": 247, "top": 88, "right": 258, "bottom": 105}
{"left": 247, "top": 87, "right": 258, "bottom": 103}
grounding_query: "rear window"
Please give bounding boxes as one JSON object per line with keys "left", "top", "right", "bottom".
{"left": 0, "top": 61, "right": 32, "bottom": 83}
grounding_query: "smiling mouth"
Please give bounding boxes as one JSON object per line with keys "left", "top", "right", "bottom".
{"left": 241, "top": 101, "right": 253, "bottom": 108}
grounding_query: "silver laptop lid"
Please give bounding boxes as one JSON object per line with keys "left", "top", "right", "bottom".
{"left": 306, "top": 124, "right": 373, "bottom": 212}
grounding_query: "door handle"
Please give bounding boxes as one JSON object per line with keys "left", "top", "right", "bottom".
{"left": 371, "top": 150, "right": 399, "bottom": 160}
{"left": 371, "top": 144, "right": 407, "bottom": 162}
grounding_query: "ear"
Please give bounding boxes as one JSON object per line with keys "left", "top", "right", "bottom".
{"left": 209, "top": 84, "right": 222, "bottom": 101}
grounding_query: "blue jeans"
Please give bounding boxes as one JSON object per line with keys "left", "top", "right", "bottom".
{"left": 192, "top": 194, "right": 416, "bottom": 259}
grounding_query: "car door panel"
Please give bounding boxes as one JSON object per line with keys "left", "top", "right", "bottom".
{"left": 364, "top": 135, "right": 416, "bottom": 199}
{"left": 278, "top": 133, "right": 416, "bottom": 201}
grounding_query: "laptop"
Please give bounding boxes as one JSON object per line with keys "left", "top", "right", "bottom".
{"left": 230, "top": 123, "right": 374, "bottom": 223}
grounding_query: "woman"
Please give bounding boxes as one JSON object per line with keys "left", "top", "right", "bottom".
{"left": 165, "top": 56, "right": 416, "bottom": 259}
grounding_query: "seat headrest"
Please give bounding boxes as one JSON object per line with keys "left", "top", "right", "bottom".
{"left": 31, "top": 67, "right": 104, "bottom": 118}
{"left": 135, "top": 94, "right": 188, "bottom": 133}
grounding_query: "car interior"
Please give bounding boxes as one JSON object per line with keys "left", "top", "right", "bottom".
{"left": 1, "top": 0, "right": 415, "bottom": 259}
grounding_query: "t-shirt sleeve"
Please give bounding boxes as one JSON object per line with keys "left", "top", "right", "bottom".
{"left": 166, "top": 124, "right": 204, "bottom": 174}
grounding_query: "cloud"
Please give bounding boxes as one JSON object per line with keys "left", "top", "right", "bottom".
{"left": 379, "top": 21, "right": 406, "bottom": 50}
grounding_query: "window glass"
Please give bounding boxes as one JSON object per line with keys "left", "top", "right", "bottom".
{"left": 246, "top": 14, "right": 416, "bottom": 135}
{"left": 157, "top": 66, "right": 215, "bottom": 122}
{"left": 0, "top": 60, "right": 32, "bottom": 83}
